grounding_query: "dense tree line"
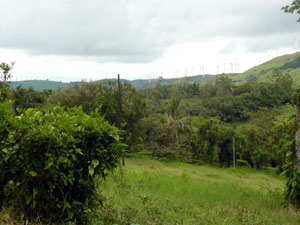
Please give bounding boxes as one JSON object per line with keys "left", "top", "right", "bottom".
{"left": 1, "top": 70, "right": 295, "bottom": 171}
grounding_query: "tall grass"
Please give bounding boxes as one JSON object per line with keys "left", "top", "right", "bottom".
{"left": 93, "top": 157, "right": 300, "bottom": 225}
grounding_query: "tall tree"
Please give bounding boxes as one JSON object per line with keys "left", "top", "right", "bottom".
{"left": 0, "top": 62, "right": 15, "bottom": 82}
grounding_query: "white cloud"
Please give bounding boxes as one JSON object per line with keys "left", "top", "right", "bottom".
{"left": 0, "top": 0, "right": 299, "bottom": 81}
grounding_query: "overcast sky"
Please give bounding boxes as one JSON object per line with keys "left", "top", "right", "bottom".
{"left": 0, "top": 0, "right": 299, "bottom": 82}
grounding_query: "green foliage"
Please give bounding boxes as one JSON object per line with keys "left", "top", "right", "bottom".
{"left": 0, "top": 82, "right": 13, "bottom": 103}
{"left": 282, "top": 91, "right": 300, "bottom": 207}
{"left": 160, "top": 72, "right": 294, "bottom": 123}
{"left": 282, "top": 134, "right": 300, "bottom": 206}
{"left": 13, "top": 86, "right": 52, "bottom": 111}
{"left": 168, "top": 91, "right": 182, "bottom": 120}
{"left": 192, "top": 116, "right": 235, "bottom": 166}
{"left": 49, "top": 81, "right": 146, "bottom": 150}
{"left": 0, "top": 103, "right": 124, "bottom": 223}
{"left": 0, "top": 62, "right": 15, "bottom": 82}
{"left": 138, "top": 114, "right": 193, "bottom": 162}
{"left": 282, "top": 0, "right": 300, "bottom": 22}
{"left": 240, "top": 108, "right": 294, "bottom": 169}
{"left": 236, "top": 159, "right": 251, "bottom": 167}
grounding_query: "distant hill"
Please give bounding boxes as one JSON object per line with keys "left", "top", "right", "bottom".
{"left": 9, "top": 80, "right": 74, "bottom": 92}
{"left": 8, "top": 75, "right": 217, "bottom": 91}
{"left": 230, "top": 51, "right": 300, "bottom": 85}
{"left": 7, "top": 51, "right": 300, "bottom": 91}
{"left": 107, "top": 74, "right": 217, "bottom": 89}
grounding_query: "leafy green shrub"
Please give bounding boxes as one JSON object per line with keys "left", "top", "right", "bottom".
{"left": 282, "top": 137, "right": 300, "bottom": 207}
{"left": 138, "top": 115, "right": 193, "bottom": 162}
{"left": 251, "top": 148, "right": 270, "bottom": 169}
{"left": 0, "top": 82, "right": 13, "bottom": 103}
{"left": 0, "top": 100, "right": 15, "bottom": 210}
{"left": 0, "top": 103, "right": 124, "bottom": 223}
{"left": 191, "top": 116, "right": 235, "bottom": 166}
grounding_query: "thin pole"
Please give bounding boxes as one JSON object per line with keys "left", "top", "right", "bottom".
{"left": 117, "top": 74, "right": 125, "bottom": 166}
{"left": 233, "top": 137, "right": 236, "bottom": 168}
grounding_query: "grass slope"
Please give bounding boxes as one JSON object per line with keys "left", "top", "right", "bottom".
{"left": 230, "top": 52, "right": 300, "bottom": 86}
{"left": 95, "top": 157, "right": 300, "bottom": 225}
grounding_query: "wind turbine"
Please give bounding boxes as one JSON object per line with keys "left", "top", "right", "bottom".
{"left": 184, "top": 67, "right": 188, "bottom": 77}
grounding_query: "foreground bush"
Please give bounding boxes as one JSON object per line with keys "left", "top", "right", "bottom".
{"left": 0, "top": 103, "right": 124, "bottom": 223}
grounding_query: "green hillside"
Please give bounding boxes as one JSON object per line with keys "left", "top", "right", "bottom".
{"left": 231, "top": 52, "right": 300, "bottom": 85}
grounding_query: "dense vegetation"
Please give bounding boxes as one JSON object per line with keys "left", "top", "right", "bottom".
{"left": 1, "top": 59, "right": 300, "bottom": 223}
{"left": 3, "top": 69, "right": 296, "bottom": 170}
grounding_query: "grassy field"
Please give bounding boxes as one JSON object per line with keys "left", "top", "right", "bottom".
{"left": 93, "top": 157, "right": 300, "bottom": 225}
{"left": 1, "top": 157, "right": 300, "bottom": 224}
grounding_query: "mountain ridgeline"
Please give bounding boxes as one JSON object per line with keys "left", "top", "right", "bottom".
{"left": 7, "top": 52, "right": 300, "bottom": 91}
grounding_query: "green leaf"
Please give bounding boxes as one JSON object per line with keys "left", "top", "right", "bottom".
{"left": 26, "top": 195, "right": 32, "bottom": 205}
{"left": 58, "top": 156, "right": 68, "bottom": 163}
{"left": 75, "top": 148, "right": 83, "bottom": 154}
{"left": 45, "top": 160, "right": 53, "bottom": 170}
{"left": 72, "top": 201, "right": 82, "bottom": 206}
{"left": 292, "top": 180, "right": 297, "bottom": 188}
{"left": 92, "top": 159, "right": 99, "bottom": 168}
{"left": 29, "top": 171, "right": 38, "bottom": 177}
{"left": 88, "top": 166, "right": 94, "bottom": 176}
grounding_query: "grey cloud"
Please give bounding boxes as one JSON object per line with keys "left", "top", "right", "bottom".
{"left": 244, "top": 34, "right": 299, "bottom": 53}
{"left": 218, "top": 40, "right": 242, "bottom": 54}
{"left": 0, "top": 0, "right": 299, "bottom": 62}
